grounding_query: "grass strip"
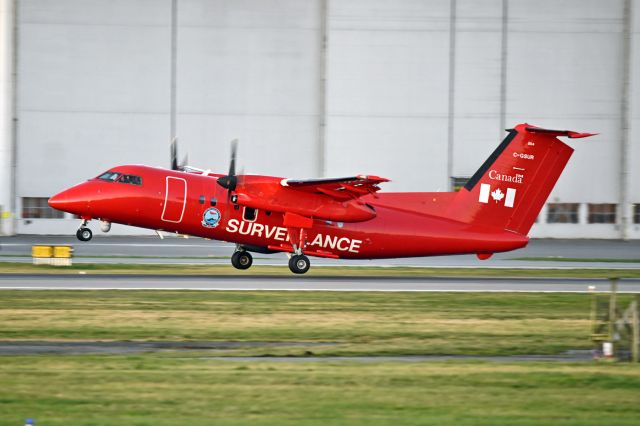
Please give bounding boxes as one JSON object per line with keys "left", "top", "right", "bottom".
{"left": 1, "top": 290, "right": 635, "bottom": 356}
{"left": 0, "top": 355, "right": 639, "bottom": 426}
{"left": 0, "top": 261, "right": 639, "bottom": 277}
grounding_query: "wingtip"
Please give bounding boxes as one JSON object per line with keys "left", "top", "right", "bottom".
{"left": 357, "top": 174, "right": 391, "bottom": 182}
{"left": 566, "top": 131, "right": 598, "bottom": 139}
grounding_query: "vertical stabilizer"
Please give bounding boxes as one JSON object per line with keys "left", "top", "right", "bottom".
{"left": 447, "top": 123, "right": 595, "bottom": 235}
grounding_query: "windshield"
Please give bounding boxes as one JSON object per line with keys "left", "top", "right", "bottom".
{"left": 96, "top": 171, "right": 121, "bottom": 182}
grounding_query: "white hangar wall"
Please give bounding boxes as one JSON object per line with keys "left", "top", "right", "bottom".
{"left": 325, "top": 0, "right": 451, "bottom": 191}
{"left": 12, "top": 0, "right": 173, "bottom": 235}
{"left": 4, "top": 0, "right": 640, "bottom": 238}
{"left": 175, "top": 0, "right": 322, "bottom": 178}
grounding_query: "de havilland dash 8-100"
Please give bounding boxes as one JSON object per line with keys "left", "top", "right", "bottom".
{"left": 48, "top": 123, "right": 595, "bottom": 274}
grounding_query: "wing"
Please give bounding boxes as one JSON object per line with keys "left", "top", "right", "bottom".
{"left": 280, "top": 175, "right": 389, "bottom": 201}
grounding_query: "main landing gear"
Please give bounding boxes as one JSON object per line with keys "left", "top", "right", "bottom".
{"left": 76, "top": 220, "right": 92, "bottom": 242}
{"left": 288, "top": 254, "right": 310, "bottom": 274}
{"left": 229, "top": 247, "right": 312, "bottom": 274}
{"left": 231, "top": 250, "right": 253, "bottom": 270}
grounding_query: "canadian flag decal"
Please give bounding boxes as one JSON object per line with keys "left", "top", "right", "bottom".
{"left": 479, "top": 183, "right": 516, "bottom": 208}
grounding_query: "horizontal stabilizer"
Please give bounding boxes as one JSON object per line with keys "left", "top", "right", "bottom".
{"left": 523, "top": 125, "right": 597, "bottom": 139}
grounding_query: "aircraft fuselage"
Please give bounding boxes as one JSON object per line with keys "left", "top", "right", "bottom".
{"left": 50, "top": 164, "right": 527, "bottom": 260}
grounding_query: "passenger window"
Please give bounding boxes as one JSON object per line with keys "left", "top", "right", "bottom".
{"left": 97, "top": 171, "right": 120, "bottom": 182}
{"left": 243, "top": 207, "right": 257, "bottom": 222}
{"left": 199, "top": 195, "right": 205, "bottom": 205}
{"left": 118, "top": 175, "right": 142, "bottom": 185}
{"left": 210, "top": 197, "right": 217, "bottom": 206}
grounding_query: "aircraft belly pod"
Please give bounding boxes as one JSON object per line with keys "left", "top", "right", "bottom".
{"left": 48, "top": 123, "right": 595, "bottom": 274}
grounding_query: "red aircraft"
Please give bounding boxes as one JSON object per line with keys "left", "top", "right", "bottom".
{"left": 48, "top": 123, "right": 594, "bottom": 274}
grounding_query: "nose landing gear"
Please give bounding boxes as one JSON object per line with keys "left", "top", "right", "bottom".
{"left": 76, "top": 219, "right": 92, "bottom": 242}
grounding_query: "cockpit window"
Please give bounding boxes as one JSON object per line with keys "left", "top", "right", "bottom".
{"left": 118, "top": 174, "right": 142, "bottom": 186}
{"left": 97, "top": 171, "right": 121, "bottom": 182}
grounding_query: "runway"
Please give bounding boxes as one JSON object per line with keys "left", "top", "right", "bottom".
{"left": 2, "top": 235, "right": 640, "bottom": 269}
{"left": 1, "top": 274, "right": 639, "bottom": 292}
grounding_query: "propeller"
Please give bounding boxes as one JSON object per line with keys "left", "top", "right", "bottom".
{"left": 217, "top": 139, "right": 241, "bottom": 205}
{"left": 170, "top": 137, "right": 189, "bottom": 171}
{"left": 170, "top": 137, "right": 178, "bottom": 171}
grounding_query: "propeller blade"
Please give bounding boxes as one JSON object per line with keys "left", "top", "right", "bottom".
{"left": 217, "top": 139, "right": 240, "bottom": 191}
{"left": 170, "top": 137, "right": 178, "bottom": 171}
{"left": 217, "top": 139, "right": 242, "bottom": 217}
{"left": 237, "top": 167, "right": 245, "bottom": 188}
{"left": 228, "top": 139, "right": 238, "bottom": 177}
{"left": 179, "top": 153, "right": 189, "bottom": 170}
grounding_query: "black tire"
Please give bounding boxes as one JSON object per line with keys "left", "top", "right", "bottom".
{"left": 288, "top": 254, "right": 310, "bottom": 274}
{"left": 76, "top": 227, "right": 92, "bottom": 242}
{"left": 231, "top": 251, "right": 253, "bottom": 270}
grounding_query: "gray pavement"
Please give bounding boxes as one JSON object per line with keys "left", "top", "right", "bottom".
{"left": 0, "top": 340, "right": 593, "bottom": 362}
{"left": 1, "top": 235, "right": 639, "bottom": 269}
{"left": 197, "top": 353, "right": 595, "bottom": 363}
{"left": 1, "top": 274, "right": 638, "bottom": 292}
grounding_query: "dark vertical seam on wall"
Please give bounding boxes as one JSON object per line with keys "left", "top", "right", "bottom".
{"left": 170, "top": 0, "right": 178, "bottom": 142}
{"left": 446, "top": 0, "right": 457, "bottom": 190}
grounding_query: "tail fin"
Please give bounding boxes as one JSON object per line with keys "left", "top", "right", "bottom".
{"left": 448, "top": 123, "right": 596, "bottom": 235}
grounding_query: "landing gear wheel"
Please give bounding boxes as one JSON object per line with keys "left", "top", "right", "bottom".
{"left": 288, "top": 254, "right": 310, "bottom": 275}
{"left": 76, "top": 228, "right": 92, "bottom": 242}
{"left": 231, "top": 251, "right": 253, "bottom": 270}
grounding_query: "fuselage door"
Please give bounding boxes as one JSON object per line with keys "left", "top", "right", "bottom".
{"left": 161, "top": 176, "right": 187, "bottom": 223}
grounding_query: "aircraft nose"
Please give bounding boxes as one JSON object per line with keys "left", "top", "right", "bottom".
{"left": 48, "top": 185, "right": 91, "bottom": 215}
{"left": 47, "top": 192, "right": 65, "bottom": 210}
{"left": 49, "top": 191, "right": 72, "bottom": 212}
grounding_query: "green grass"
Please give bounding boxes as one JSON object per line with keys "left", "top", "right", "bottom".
{"left": 2, "top": 291, "right": 640, "bottom": 425}
{"left": 511, "top": 257, "right": 640, "bottom": 263}
{"left": 1, "top": 290, "right": 634, "bottom": 357}
{"left": 0, "top": 355, "right": 639, "bottom": 425}
{"left": 1, "top": 261, "right": 640, "bottom": 277}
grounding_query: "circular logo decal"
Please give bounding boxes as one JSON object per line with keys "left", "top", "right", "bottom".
{"left": 202, "top": 208, "right": 221, "bottom": 228}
